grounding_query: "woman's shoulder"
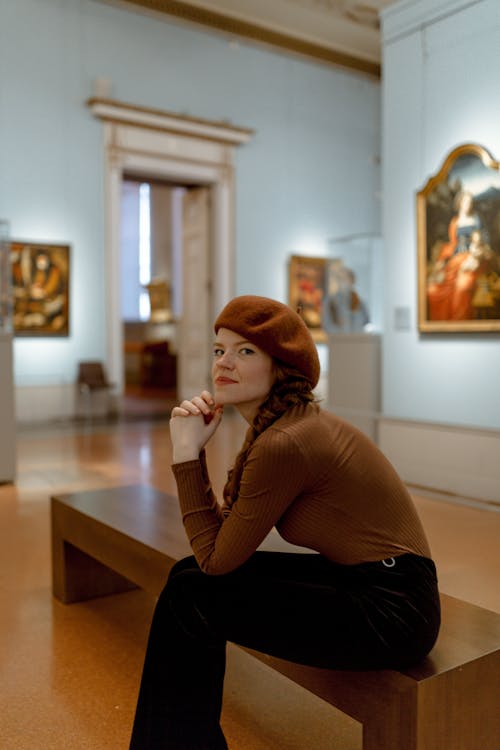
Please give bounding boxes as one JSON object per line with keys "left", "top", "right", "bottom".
{"left": 266, "top": 402, "right": 340, "bottom": 438}
{"left": 270, "top": 403, "right": 377, "bottom": 450}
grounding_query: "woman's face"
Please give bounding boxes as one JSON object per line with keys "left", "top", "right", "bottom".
{"left": 212, "top": 327, "right": 275, "bottom": 422}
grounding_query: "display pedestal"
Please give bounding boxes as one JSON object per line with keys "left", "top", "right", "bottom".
{"left": 0, "top": 334, "right": 16, "bottom": 482}
{"left": 327, "top": 333, "right": 381, "bottom": 442}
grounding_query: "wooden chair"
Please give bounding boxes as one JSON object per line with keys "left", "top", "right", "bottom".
{"left": 76, "top": 361, "right": 115, "bottom": 419}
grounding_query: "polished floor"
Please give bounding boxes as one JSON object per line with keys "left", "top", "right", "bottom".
{"left": 1, "top": 404, "right": 499, "bottom": 749}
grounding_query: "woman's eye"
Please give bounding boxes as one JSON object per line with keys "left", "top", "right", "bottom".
{"left": 213, "top": 348, "right": 224, "bottom": 357}
{"left": 239, "top": 348, "right": 255, "bottom": 355}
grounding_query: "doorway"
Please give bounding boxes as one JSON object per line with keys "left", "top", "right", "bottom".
{"left": 120, "top": 176, "right": 212, "bottom": 418}
{"left": 88, "top": 97, "right": 253, "bottom": 410}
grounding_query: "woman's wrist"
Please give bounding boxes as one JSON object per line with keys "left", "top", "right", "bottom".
{"left": 172, "top": 449, "right": 200, "bottom": 464}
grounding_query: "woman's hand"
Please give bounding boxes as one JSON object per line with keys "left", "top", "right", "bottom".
{"left": 169, "top": 390, "right": 223, "bottom": 463}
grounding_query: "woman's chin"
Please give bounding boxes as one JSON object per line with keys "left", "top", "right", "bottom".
{"left": 212, "top": 389, "right": 231, "bottom": 406}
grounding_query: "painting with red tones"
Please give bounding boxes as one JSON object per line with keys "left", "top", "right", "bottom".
{"left": 288, "top": 255, "right": 327, "bottom": 342}
{"left": 417, "top": 144, "right": 500, "bottom": 332}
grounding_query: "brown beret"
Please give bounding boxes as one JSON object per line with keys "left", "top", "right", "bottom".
{"left": 214, "top": 295, "right": 320, "bottom": 388}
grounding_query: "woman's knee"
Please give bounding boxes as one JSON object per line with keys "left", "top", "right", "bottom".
{"left": 163, "top": 558, "right": 223, "bottom": 642}
{"left": 168, "top": 555, "right": 199, "bottom": 580}
{"left": 154, "top": 556, "right": 200, "bottom": 613}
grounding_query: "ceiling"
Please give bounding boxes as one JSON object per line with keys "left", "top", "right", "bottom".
{"left": 100, "top": 0, "right": 399, "bottom": 78}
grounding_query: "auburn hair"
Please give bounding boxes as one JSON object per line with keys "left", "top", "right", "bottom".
{"left": 222, "top": 362, "right": 318, "bottom": 508}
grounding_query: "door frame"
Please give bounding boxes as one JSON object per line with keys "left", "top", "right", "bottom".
{"left": 88, "top": 97, "right": 253, "bottom": 392}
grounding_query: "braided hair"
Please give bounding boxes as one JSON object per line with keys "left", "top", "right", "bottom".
{"left": 222, "top": 362, "right": 318, "bottom": 509}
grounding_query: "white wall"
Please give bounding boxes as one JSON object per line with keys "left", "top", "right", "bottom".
{"left": 380, "top": 0, "right": 500, "bottom": 501}
{"left": 0, "top": 0, "right": 380, "bottom": 421}
{"left": 2, "top": 0, "right": 498, "bottom": 503}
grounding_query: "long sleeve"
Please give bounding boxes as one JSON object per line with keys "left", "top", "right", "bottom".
{"left": 171, "top": 450, "right": 225, "bottom": 567}
{"left": 172, "top": 435, "right": 308, "bottom": 575}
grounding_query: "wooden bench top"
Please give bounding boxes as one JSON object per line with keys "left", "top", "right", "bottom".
{"left": 51, "top": 484, "right": 304, "bottom": 597}
{"left": 51, "top": 484, "right": 500, "bottom": 750}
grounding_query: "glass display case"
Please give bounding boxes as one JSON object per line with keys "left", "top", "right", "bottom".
{"left": 325, "top": 233, "right": 383, "bottom": 333}
{"left": 325, "top": 234, "right": 382, "bottom": 440}
{"left": 0, "top": 219, "right": 12, "bottom": 333}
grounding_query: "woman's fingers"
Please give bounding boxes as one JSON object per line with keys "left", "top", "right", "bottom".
{"left": 170, "top": 405, "right": 191, "bottom": 417}
{"left": 169, "top": 396, "right": 223, "bottom": 462}
{"left": 171, "top": 392, "right": 215, "bottom": 419}
{"left": 199, "top": 390, "right": 214, "bottom": 404}
{"left": 191, "top": 396, "right": 210, "bottom": 413}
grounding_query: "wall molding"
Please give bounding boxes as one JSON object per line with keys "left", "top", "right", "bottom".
{"left": 378, "top": 416, "right": 500, "bottom": 506}
{"left": 381, "top": 0, "right": 483, "bottom": 44}
{"left": 87, "top": 97, "right": 254, "bottom": 145}
{"left": 98, "top": 0, "right": 381, "bottom": 78}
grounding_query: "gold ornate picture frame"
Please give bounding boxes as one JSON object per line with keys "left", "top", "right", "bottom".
{"left": 11, "top": 241, "right": 70, "bottom": 336}
{"left": 417, "top": 143, "right": 500, "bottom": 332}
{"left": 288, "top": 255, "right": 327, "bottom": 342}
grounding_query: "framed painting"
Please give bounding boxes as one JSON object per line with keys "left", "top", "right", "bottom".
{"left": 288, "top": 255, "right": 327, "bottom": 342}
{"left": 11, "top": 241, "right": 70, "bottom": 336}
{"left": 0, "top": 220, "right": 11, "bottom": 333}
{"left": 417, "top": 143, "right": 500, "bottom": 332}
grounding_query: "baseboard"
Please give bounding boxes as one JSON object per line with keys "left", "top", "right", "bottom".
{"left": 378, "top": 417, "right": 500, "bottom": 506}
{"left": 15, "top": 384, "right": 117, "bottom": 423}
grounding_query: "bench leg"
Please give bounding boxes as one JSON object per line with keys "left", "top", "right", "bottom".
{"left": 362, "top": 689, "right": 417, "bottom": 750}
{"left": 362, "top": 651, "right": 500, "bottom": 750}
{"left": 52, "top": 537, "right": 137, "bottom": 604}
{"left": 415, "top": 653, "right": 500, "bottom": 750}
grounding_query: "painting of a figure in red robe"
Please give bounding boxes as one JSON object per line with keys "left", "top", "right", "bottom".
{"left": 418, "top": 144, "right": 500, "bottom": 332}
{"left": 11, "top": 241, "right": 70, "bottom": 336}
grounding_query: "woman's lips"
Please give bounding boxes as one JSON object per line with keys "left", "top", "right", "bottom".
{"left": 215, "top": 376, "right": 237, "bottom": 384}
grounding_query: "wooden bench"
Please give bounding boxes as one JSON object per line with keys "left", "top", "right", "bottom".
{"left": 51, "top": 485, "right": 500, "bottom": 750}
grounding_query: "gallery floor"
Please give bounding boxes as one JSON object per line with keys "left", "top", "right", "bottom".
{"left": 1, "top": 402, "right": 499, "bottom": 749}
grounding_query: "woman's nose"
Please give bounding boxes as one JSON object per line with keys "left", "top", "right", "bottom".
{"left": 217, "top": 351, "right": 235, "bottom": 368}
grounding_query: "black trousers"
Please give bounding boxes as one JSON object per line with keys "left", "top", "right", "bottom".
{"left": 129, "top": 551, "right": 440, "bottom": 750}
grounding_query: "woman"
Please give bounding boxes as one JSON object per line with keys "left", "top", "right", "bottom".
{"left": 427, "top": 190, "right": 482, "bottom": 320}
{"left": 130, "top": 295, "right": 440, "bottom": 750}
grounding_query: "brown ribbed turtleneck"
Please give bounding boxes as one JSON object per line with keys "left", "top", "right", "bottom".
{"left": 172, "top": 403, "right": 431, "bottom": 575}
